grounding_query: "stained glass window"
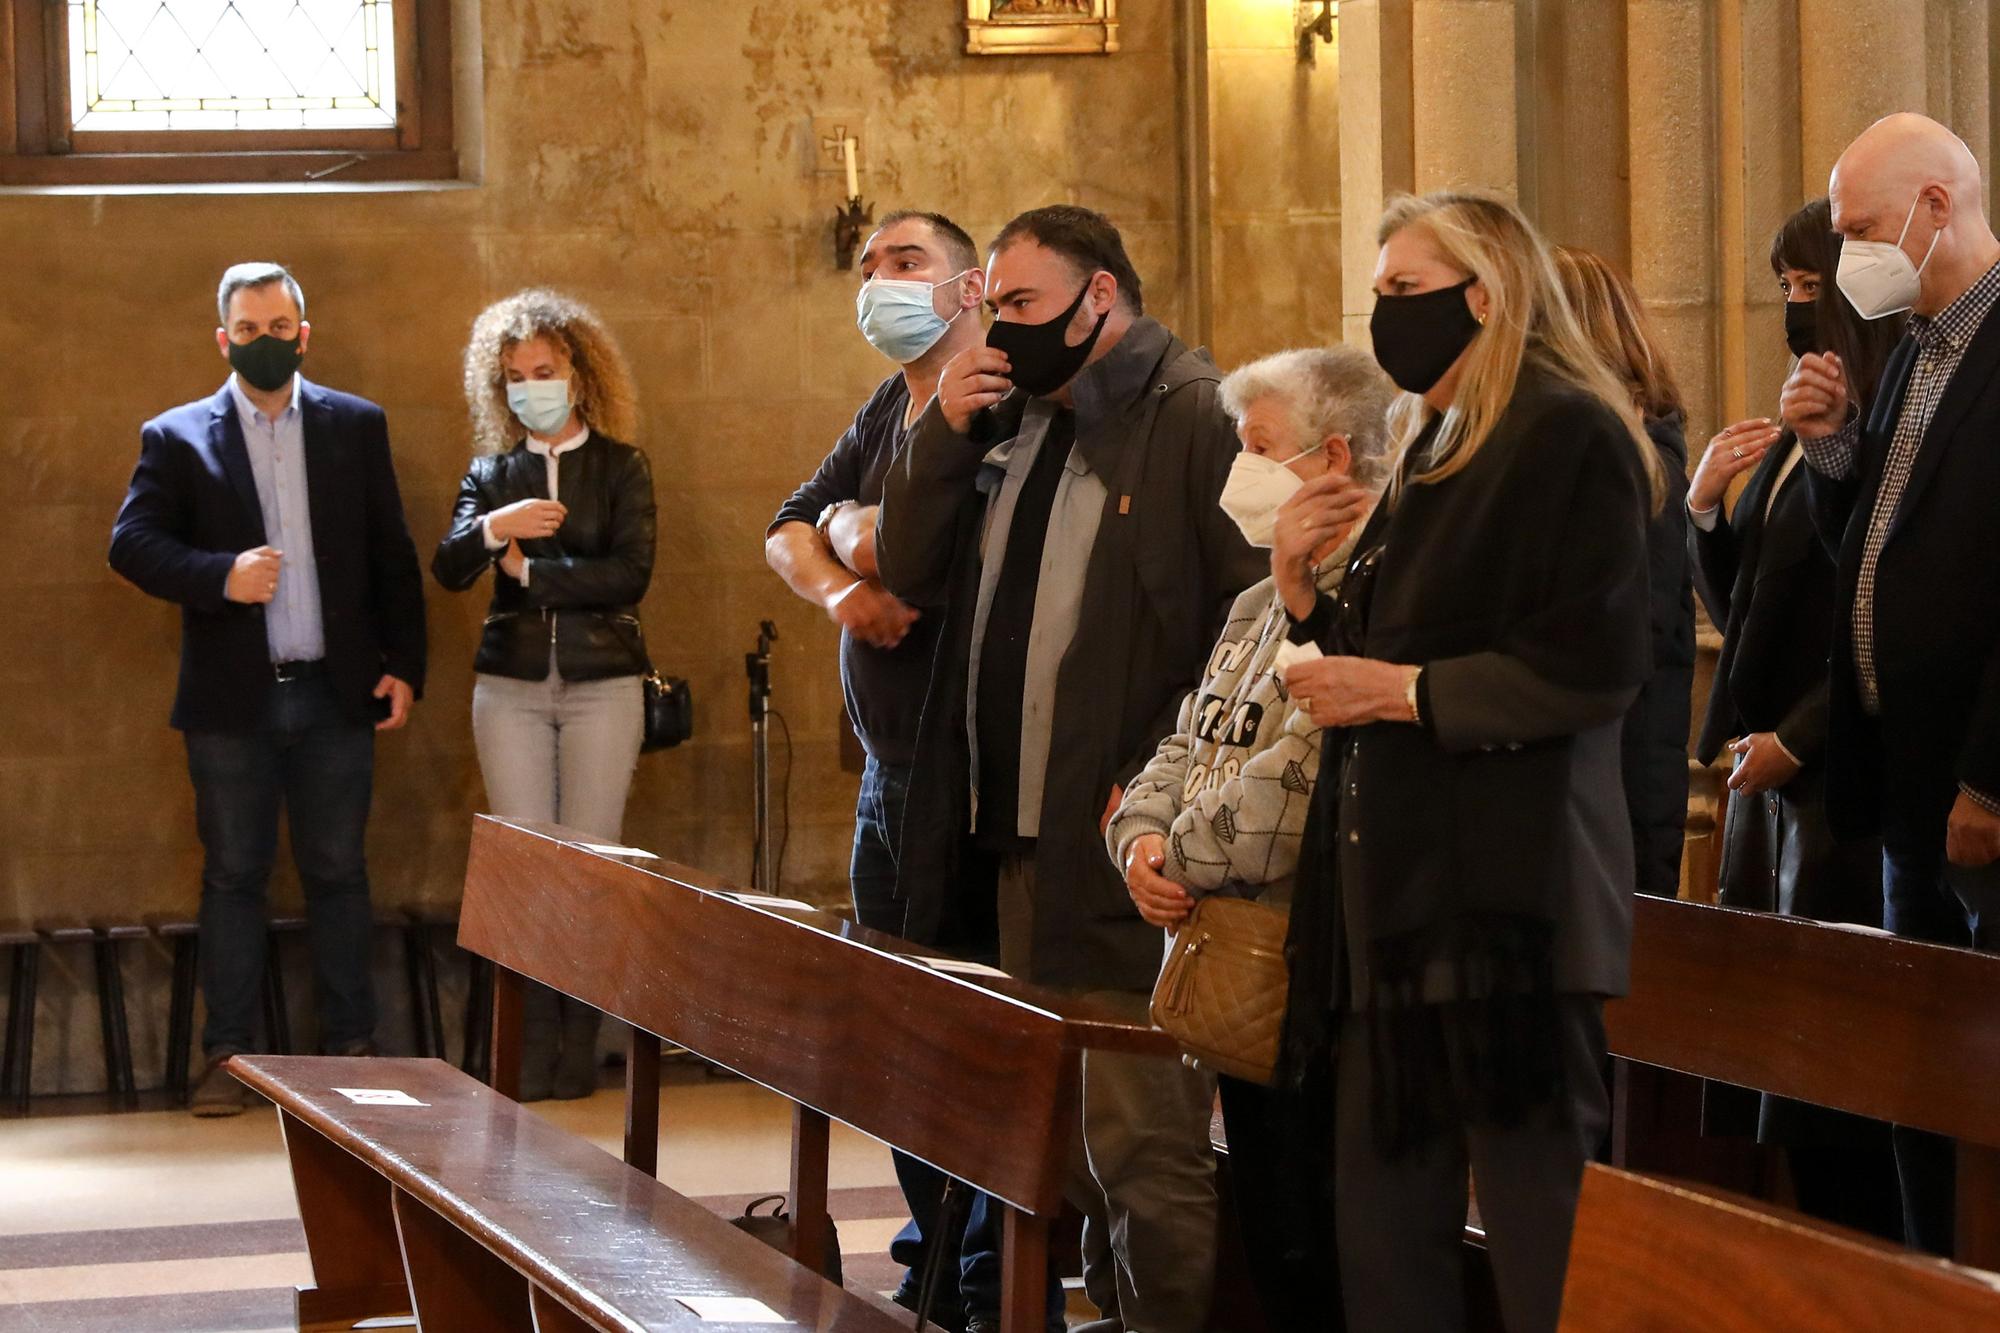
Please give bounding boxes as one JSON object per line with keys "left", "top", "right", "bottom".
{"left": 67, "top": 1, "right": 399, "bottom": 133}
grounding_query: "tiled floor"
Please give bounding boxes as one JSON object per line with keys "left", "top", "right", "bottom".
{"left": 0, "top": 1068, "right": 910, "bottom": 1331}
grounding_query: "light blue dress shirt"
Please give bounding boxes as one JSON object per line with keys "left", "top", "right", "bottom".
{"left": 229, "top": 374, "right": 326, "bottom": 664}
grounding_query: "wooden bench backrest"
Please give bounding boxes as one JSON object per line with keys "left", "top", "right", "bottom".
{"left": 1559, "top": 1164, "right": 2000, "bottom": 1331}
{"left": 1607, "top": 895, "right": 2000, "bottom": 1146}
{"left": 458, "top": 817, "right": 1173, "bottom": 1216}
{"left": 231, "top": 1054, "right": 907, "bottom": 1332}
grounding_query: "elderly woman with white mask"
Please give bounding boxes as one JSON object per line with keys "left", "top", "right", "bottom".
{"left": 1103, "top": 343, "right": 1395, "bottom": 1332}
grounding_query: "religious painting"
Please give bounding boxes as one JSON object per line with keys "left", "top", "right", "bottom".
{"left": 964, "top": 0, "right": 1118, "bottom": 55}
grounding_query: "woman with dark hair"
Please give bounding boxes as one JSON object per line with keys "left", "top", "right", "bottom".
{"left": 1685, "top": 198, "right": 1903, "bottom": 1239}
{"left": 1552, "top": 246, "right": 1696, "bottom": 900}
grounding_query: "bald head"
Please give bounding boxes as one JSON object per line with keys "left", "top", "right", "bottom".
{"left": 1829, "top": 113, "right": 1999, "bottom": 315}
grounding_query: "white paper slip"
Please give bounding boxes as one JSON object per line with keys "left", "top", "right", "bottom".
{"left": 727, "top": 893, "right": 817, "bottom": 912}
{"left": 1272, "top": 639, "right": 1324, "bottom": 673}
{"left": 578, "top": 842, "right": 659, "bottom": 860}
{"left": 674, "top": 1295, "right": 790, "bottom": 1323}
{"left": 921, "top": 957, "right": 1011, "bottom": 979}
{"left": 334, "top": 1088, "right": 428, "bottom": 1107}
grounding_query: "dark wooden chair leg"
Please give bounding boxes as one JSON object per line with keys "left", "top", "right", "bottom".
{"left": 264, "top": 929, "right": 293, "bottom": 1055}
{"left": 4, "top": 940, "right": 38, "bottom": 1113}
{"left": 165, "top": 935, "right": 198, "bottom": 1103}
{"left": 416, "top": 924, "right": 446, "bottom": 1060}
{"left": 463, "top": 954, "right": 493, "bottom": 1078}
{"left": 89, "top": 934, "right": 130, "bottom": 1105}
{"left": 96, "top": 934, "right": 138, "bottom": 1107}
{"left": 401, "top": 921, "right": 431, "bottom": 1057}
{"left": 489, "top": 965, "right": 523, "bottom": 1099}
{"left": 624, "top": 1027, "right": 661, "bottom": 1176}
{"left": 276, "top": 1109, "right": 414, "bottom": 1331}
{"left": 390, "top": 1185, "right": 534, "bottom": 1333}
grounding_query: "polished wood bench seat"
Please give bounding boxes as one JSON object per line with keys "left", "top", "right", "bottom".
{"left": 1559, "top": 1164, "right": 2000, "bottom": 1331}
{"left": 230, "top": 1053, "right": 906, "bottom": 1333}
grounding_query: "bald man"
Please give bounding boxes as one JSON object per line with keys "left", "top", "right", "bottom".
{"left": 1782, "top": 112, "right": 2000, "bottom": 1256}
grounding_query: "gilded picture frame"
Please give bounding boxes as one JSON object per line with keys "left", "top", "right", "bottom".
{"left": 964, "top": 1, "right": 1119, "bottom": 56}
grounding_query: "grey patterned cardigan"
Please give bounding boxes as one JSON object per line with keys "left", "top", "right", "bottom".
{"left": 1106, "top": 546, "right": 1355, "bottom": 907}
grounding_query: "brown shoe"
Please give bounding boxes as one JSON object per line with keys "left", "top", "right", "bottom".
{"left": 190, "top": 1050, "right": 248, "bottom": 1118}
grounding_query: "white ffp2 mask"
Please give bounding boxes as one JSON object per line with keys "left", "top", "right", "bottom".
{"left": 1218, "top": 446, "right": 1323, "bottom": 548}
{"left": 1837, "top": 190, "right": 1941, "bottom": 321}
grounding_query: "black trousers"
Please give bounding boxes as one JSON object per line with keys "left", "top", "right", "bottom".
{"left": 1333, "top": 996, "right": 1608, "bottom": 1333}
{"left": 1216, "top": 1074, "right": 1339, "bottom": 1333}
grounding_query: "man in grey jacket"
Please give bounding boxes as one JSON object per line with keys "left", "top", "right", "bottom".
{"left": 877, "top": 206, "right": 1264, "bottom": 1333}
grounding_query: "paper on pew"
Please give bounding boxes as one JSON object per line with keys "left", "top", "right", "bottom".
{"left": 1812, "top": 920, "right": 1897, "bottom": 939}
{"left": 725, "top": 892, "right": 817, "bottom": 912}
{"left": 333, "top": 1088, "right": 428, "bottom": 1107}
{"left": 578, "top": 842, "right": 659, "bottom": 860}
{"left": 921, "top": 957, "right": 1011, "bottom": 979}
{"left": 674, "top": 1295, "right": 789, "bottom": 1322}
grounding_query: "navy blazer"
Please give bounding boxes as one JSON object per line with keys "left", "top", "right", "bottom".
{"left": 109, "top": 379, "right": 427, "bottom": 732}
{"left": 1807, "top": 306, "right": 2000, "bottom": 851}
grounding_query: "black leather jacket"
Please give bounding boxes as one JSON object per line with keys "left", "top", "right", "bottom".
{"left": 432, "top": 433, "right": 657, "bottom": 682}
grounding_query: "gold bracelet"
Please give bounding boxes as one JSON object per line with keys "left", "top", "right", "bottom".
{"left": 1404, "top": 667, "right": 1423, "bottom": 725}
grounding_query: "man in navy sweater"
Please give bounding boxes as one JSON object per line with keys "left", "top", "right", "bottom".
{"left": 110, "top": 263, "right": 427, "bottom": 1116}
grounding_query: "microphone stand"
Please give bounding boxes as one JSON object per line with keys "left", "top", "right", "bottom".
{"left": 746, "top": 620, "right": 778, "bottom": 890}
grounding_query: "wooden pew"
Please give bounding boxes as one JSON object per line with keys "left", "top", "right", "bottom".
{"left": 1608, "top": 895, "right": 2000, "bottom": 1269}
{"left": 458, "top": 815, "right": 1178, "bottom": 1333}
{"left": 230, "top": 1053, "right": 906, "bottom": 1333}
{"left": 1560, "top": 1163, "right": 2000, "bottom": 1331}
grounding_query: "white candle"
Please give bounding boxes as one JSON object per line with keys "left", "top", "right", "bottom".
{"left": 843, "top": 136, "right": 859, "bottom": 200}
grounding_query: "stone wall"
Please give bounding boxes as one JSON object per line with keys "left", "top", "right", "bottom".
{"left": 0, "top": 0, "right": 1203, "bottom": 1089}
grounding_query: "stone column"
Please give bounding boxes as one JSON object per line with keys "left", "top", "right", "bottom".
{"left": 1797, "top": 0, "right": 1930, "bottom": 196}
{"left": 1516, "top": 0, "right": 1630, "bottom": 265}
{"left": 1627, "top": 0, "right": 1723, "bottom": 434}
{"left": 1410, "top": 0, "right": 1520, "bottom": 196}
{"left": 1337, "top": 0, "right": 1416, "bottom": 345}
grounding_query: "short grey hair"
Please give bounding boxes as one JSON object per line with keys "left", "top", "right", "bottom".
{"left": 216, "top": 263, "right": 306, "bottom": 325}
{"left": 1219, "top": 345, "right": 1398, "bottom": 488}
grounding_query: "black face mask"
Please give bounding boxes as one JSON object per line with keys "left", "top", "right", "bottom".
{"left": 1784, "top": 299, "right": 1818, "bottom": 359}
{"left": 1369, "top": 279, "right": 1482, "bottom": 395}
{"left": 987, "top": 282, "right": 1109, "bottom": 397}
{"left": 228, "top": 333, "right": 303, "bottom": 393}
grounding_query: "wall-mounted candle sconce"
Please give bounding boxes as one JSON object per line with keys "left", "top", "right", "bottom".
{"left": 828, "top": 132, "right": 872, "bottom": 271}
{"left": 1297, "top": 0, "right": 1337, "bottom": 64}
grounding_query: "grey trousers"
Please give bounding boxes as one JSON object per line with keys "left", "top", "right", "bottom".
{"left": 471, "top": 667, "right": 644, "bottom": 845}
{"left": 999, "top": 855, "right": 1219, "bottom": 1333}
{"left": 472, "top": 667, "right": 643, "bottom": 1086}
{"left": 1333, "top": 995, "right": 1609, "bottom": 1333}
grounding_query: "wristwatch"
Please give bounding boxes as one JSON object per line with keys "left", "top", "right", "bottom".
{"left": 815, "top": 499, "right": 855, "bottom": 541}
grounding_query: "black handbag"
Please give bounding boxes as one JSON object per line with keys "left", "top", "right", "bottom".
{"left": 730, "top": 1194, "right": 843, "bottom": 1285}
{"left": 642, "top": 668, "right": 693, "bottom": 752}
{"left": 613, "top": 616, "right": 692, "bottom": 753}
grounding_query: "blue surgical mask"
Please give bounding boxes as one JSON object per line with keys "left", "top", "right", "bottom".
{"left": 507, "top": 378, "right": 572, "bottom": 436}
{"left": 856, "top": 271, "right": 971, "bottom": 364}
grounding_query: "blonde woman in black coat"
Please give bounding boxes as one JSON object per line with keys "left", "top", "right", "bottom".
{"left": 1276, "top": 192, "right": 1660, "bottom": 1333}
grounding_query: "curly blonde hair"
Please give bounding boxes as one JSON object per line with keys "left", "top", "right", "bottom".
{"left": 463, "top": 289, "right": 640, "bottom": 454}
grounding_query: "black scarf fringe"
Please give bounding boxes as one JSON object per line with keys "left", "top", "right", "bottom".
{"left": 1365, "top": 912, "right": 1566, "bottom": 1159}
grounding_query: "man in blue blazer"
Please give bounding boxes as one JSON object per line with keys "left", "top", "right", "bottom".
{"left": 110, "top": 263, "right": 427, "bottom": 1116}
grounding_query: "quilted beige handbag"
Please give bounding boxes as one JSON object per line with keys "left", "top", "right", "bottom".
{"left": 1149, "top": 894, "right": 1290, "bottom": 1086}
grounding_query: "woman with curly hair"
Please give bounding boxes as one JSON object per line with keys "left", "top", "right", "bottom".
{"left": 432, "top": 289, "right": 657, "bottom": 1100}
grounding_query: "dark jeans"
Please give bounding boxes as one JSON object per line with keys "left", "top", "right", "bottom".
{"left": 185, "top": 675, "right": 376, "bottom": 1055}
{"left": 852, "top": 756, "right": 968, "bottom": 1317}
{"left": 958, "top": 1190, "right": 1065, "bottom": 1332}
{"left": 1881, "top": 845, "right": 2000, "bottom": 1256}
